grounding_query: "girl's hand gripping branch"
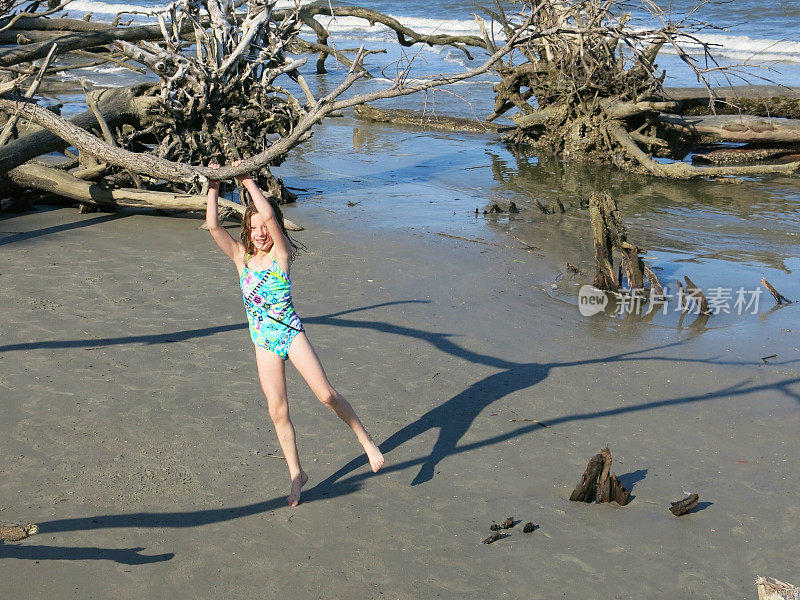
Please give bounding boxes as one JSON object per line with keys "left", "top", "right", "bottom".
{"left": 205, "top": 162, "right": 243, "bottom": 262}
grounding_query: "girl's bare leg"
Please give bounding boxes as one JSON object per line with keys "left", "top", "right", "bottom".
{"left": 288, "top": 332, "right": 385, "bottom": 473}
{"left": 255, "top": 346, "right": 308, "bottom": 506}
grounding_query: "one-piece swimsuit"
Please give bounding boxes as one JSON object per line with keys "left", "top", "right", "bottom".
{"left": 240, "top": 251, "right": 304, "bottom": 359}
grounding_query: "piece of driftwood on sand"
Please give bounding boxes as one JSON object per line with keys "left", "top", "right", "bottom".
{"left": 0, "top": 522, "right": 39, "bottom": 542}
{"left": 669, "top": 493, "right": 699, "bottom": 516}
{"left": 569, "top": 447, "right": 631, "bottom": 506}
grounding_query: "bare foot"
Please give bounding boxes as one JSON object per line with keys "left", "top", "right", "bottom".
{"left": 360, "top": 437, "right": 385, "bottom": 473}
{"left": 287, "top": 471, "right": 308, "bottom": 507}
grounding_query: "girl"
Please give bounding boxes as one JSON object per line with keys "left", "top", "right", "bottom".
{"left": 206, "top": 161, "right": 384, "bottom": 506}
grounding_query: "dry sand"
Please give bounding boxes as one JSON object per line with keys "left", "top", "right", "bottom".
{"left": 1, "top": 203, "right": 798, "bottom": 599}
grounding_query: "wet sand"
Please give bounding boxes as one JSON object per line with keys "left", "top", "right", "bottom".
{"left": 1, "top": 200, "right": 798, "bottom": 599}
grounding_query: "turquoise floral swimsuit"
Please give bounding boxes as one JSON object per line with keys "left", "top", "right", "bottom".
{"left": 240, "top": 252, "right": 304, "bottom": 359}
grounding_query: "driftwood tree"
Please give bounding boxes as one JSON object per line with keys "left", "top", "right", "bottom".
{"left": 0, "top": 1, "right": 526, "bottom": 216}
{"left": 473, "top": 0, "right": 800, "bottom": 178}
{"left": 486, "top": 0, "right": 800, "bottom": 178}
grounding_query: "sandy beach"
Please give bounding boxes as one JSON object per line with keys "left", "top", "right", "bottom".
{"left": 1, "top": 192, "right": 798, "bottom": 599}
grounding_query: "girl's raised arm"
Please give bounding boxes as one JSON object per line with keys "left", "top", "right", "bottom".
{"left": 237, "top": 171, "right": 291, "bottom": 260}
{"left": 206, "top": 163, "right": 244, "bottom": 262}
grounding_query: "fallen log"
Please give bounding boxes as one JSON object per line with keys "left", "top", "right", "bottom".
{"left": 666, "top": 86, "right": 800, "bottom": 120}
{"left": 354, "top": 103, "right": 501, "bottom": 133}
{"left": 6, "top": 162, "right": 303, "bottom": 230}
{"left": 3, "top": 16, "right": 117, "bottom": 32}
{"left": 692, "top": 146, "right": 798, "bottom": 165}
{"left": 609, "top": 124, "right": 800, "bottom": 179}
{"left": 657, "top": 114, "right": 800, "bottom": 143}
{"left": 8, "top": 162, "right": 242, "bottom": 211}
{"left": 0, "top": 21, "right": 189, "bottom": 67}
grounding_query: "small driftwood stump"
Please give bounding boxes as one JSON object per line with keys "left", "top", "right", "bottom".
{"left": 523, "top": 522, "right": 536, "bottom": 533}
{"left": 669, "top": 493, "right": 699, "bottom": 516}
{"left": 0, "top": 522, "right": 39, "bottom": 541}
{"left": 761, "top": 278, "right": 792, "bottom": 305}
{"left": 569, "top": 447, "right": 631, "bottom": 506}
{"left": 482, "top": 532, "right": 502, "bottom": 544}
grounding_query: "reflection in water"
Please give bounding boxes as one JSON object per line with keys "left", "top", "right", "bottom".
{"left": 584, "top": 289, "right": 715, "bottom": 334}
{"left": 486, "top": 145, "right": 800, "bottom": 289}
{"left": 352, "top": 126, "right": 399, "bottom": 153}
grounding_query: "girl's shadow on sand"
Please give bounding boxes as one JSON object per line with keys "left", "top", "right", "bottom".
{"left": 300, "top": 301, "right": 800, "bottom": 495}
{"left": 17, "top": 300, "right": 800, "bottom": 557}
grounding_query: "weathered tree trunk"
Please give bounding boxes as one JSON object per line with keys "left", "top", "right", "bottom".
{"left": 354, "top": 103, "right": 502, "bottom": 133}
{"left": 6, "top": 162, "right": 302, "bottom": 229}
{"left": 589, "top": 191, "right": 655, "bottom": 294}
{"left": 657, "top": 114, "right": 800, "bottom": 143}
{"left": 0, "top": 84, "right": 156, "bottom": 174}
{"left": 590, "top": 192, "right": 619, "bottom": 291}
{"left": 568, "top": 452, "right": 604, "bottom": 502}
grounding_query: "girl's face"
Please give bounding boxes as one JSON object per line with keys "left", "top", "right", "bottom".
{"left": 249, "top": 213, "right": 273, "bottom": 252}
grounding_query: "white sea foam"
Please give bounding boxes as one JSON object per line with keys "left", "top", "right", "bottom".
{"left": 65, "top": 0, "right": 155, "bottom": 16}
{"left": 311, "top": 14, "right": 502, "bottom": 40}
{"left": 60, "top": 2, "right": 800, "bottom": 66}
{"left": 316, "top": 16, "right": 800, "bottom": 64}
{"left": 671, "top": 33, "right": 800, "bottom": 64}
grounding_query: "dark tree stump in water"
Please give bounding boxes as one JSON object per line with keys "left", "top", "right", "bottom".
{"left": 569, "top": 447, "right": 631, "bottom": 506}
{"left": 589, "top": 191, "right": 663, "bottom": 296}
